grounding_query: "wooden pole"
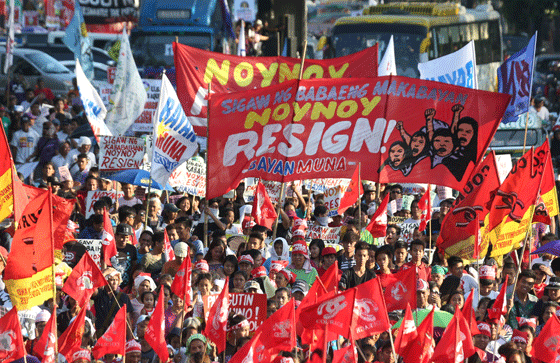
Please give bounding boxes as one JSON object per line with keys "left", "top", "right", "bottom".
{"left": 204, "top": 82, "right": 211, "bottom": 248}
{"left": 108, "top": 287, "right": 137, "bottom": 339}
{"left": 522, "top": 31, "right": 537, "bottom": 155}
{"left": 522, "top": 111, "right": 530, "bottom": 155}
{"left": 49, "top": 189, "right": 59, "bottom": 361}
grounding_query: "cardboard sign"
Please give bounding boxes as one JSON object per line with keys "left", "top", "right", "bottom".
{"left": 308, "top": 178, "right": 348, "bottom": 193}
{"left": 168, "top": 158, "right": 206, "bottom": 197}
{"left": 306, "top": 224, "right": 341, "bottom": 244}
{"left": 58, "top": 165, "right": 72, "bottom": 182}
{"left": 99, "top": 135, "right": 145, "bottom": 171}
{"left": 85, "top": 190, "right": 124, "bottom": 218}
{"left": 134, "top": 79, "right": 161, "bottom": 133}
{"left": 323, "top": 183, "right": 349, "bottom": 217}
{"left": 203, "top": 293, "right": 267, "bottom": 333}
{"left": 77, "top": 239, "right": 102, "bottom": 267}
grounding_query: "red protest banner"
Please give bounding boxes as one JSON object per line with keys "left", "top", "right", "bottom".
{"left": 203, "top": 293, "right": 267, "bottom": 333}
{"left": 207, "top": 77, "right": 510, "bottom": 199}
{"left": 99, "top": 136, "right": 145, "bottom": 172}
{"left": 173, "top": 43, "right": 379, "bottom": 134}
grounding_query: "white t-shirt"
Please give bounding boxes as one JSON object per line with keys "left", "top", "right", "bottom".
{"left": 119, "top": 196, "right": 143, "bottom": 208}
{"left": 51, "top": 154, "right": 73, "bottom": 179}
{"left": 68, "top": 149, "right": 96, "bottom": 172}
{"left": 10, "top": 128, "right": 40, "bottom": 164}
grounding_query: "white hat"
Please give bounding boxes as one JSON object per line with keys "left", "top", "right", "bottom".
{"left": 35, "top": 310, "right": 51, "bottom": 323}
{"left": 79, "top": 136, "right": 92, "bottom": 146}
{"left": 174, "top": 242, "right": 189, "bottom": 257}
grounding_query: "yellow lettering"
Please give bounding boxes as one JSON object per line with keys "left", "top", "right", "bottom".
{"left": 279, "top": 63, "right": 300, "bottom": 83}
{"left": 256, "top": 63, "right": 279, "bottom": 87}
{"left": 245, "top": 109, "right": 271, "bottom": 129}
{"left": 233, "top": 62, "right": 254, "bottom": 87}
{"left": 302, "top": 65, "right": 324, "bottom": 79}
{"left": 328, "top": 63, "right": 349, "bottom": 78}
{"left": 293, "top": 102, "right": 312, "bottom": 122}
{"left": 360, "top": 96, "right": 382, "bottom": 116}
{"left": 311, "top": 101, "right": 337, "bottom": 120}
{"left": 272, "top": 104, "right": 291, "bottom": 121}
{"left": 203, "top": 59, "right": 230, "bottom": 86}
{"left": 337, "top": 100, "right": 358, "bottom": 118}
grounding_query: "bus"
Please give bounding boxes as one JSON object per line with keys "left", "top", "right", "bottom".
{"left": 129, "top": 0, "right": 224, "bottom": 70}
{"left": 331, "top": 2, "right": 503, "bottom": 91}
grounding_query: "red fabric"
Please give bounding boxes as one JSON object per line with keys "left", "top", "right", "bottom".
{"left": 33, "top": 307, "right": 57, "bottom": 362}
{"left": 366, "top": 193, "right": 390, "bottom": 238}
{"left": 533, "top": 141, "right": 557, "bottom": 225}
{"left": 353, "top": 277, "right": 391, "bottom": 339}
{"left": 337, "top": 165, "right": 363, "bottom": 215}
{"left": 487, "top": 275, "right": 508, "bottom": 320}
{"left": 170, "top": 253, "right": 193, "bottom": 306}
{"left": 204, "top": 277, "right": 229, "bottom": 353}
{"left": 401, "top": 307, "right": 435, "bottom": 363}
{"left": 145, "top": 289, "right": 169, "bottom": 363}
{"left": 320, "top": 260, "right": 340, "bottom": 294}
{"left": 332, "top": 342, "right": 356, "bottom": 363}
{"left": 430, "top": 308, "right": 475, "bottom": 363}
{"left": 34, "top": 87, "right": 55, "bottom": 101}
{"left": 299, "top": 288, "right": 356, "bottom": 339}
{"left": 462, "top": 289, "right": 481, "bottom": 336}
{"left": 52, "top": 193, "right": 76, "bottom": 250}
{"left": 58, "top": 306, "right": 87, "bottom": 361}
{"left": 251, "top": 181, "right": 278, "bottom": 230}
{"left": 394, "top": 304, "right": 418, "bottom": 356}
{"left": 63, "top": 252, "right": 108, "bottom": 306}
{"left": 92, "top": 305, "right": 127, "bottom": 359}
{"left": 382, "top": 267, "right": 417, "bottom": 311}
{"left": 418, "top": 187, "right": 431, "bottom": 232}
{"left": 0, "top": 307, "right": 26, "bottom": 361}
{"left": 531, "top": 314, "right": 560, "bottom": 362}
{"left": 473, "top": 215, "right": 480, "bottom": 260}
{"left": 102, "top": 208, "right": 117, "bottom": 265}
{"left": 401, "top": 262, "right": 431, "bottom": 282}
{"left": 163, "top": 229, "right": 175, "bottom": 261}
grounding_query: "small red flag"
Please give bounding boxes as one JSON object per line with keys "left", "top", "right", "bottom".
{"left": 531, "top": 314, "right": 560, "bottom": 362}
{"left": 418, "top": 186, "right": 431, "bottom": 232}
{"left": 170, "top": 250, "right": 193, "bottom": 306}
{"left": 101, "top": 208, "right": 117, "bottom": 265}
{"left": 382, "top": 267, "right": 417, "bottom": 311}
{"left": 145, "top": 288, "right": 169, "bottom": 363}
{"left": 402, "top": 307, "right": 435, "bottom": 363}
{"left": 394, "top": 304, "right": 418, "bottom": 356}
{"left": 352, "top": 277, "right": 391, "bottom": 339}
{"left": 338, "top": 165, "right": 363, "bottom": 215}
{"left": 487, "top": 275, "right": 508, "bottom": 320}
{"left": 63, "top": 252, "right": 108, "bottom": 306}
{"left": 430, "top": 308, "right": 475, "bottom": 363}
{"left": 92, "top": 305, "right": 127, "bottom": 359}
{"left": 58, "top": 306, "right": 87, "bottom": 361}
{"left": 251, "top": 181, "right": 278, "bottom": 229}
{"left": 163, "top": 229, "right": 175, "bottom": 261}
{"left": 366, "top": 193, "right": 390, "bottom": 238}
{"left": 462, "top": 289, "right": 481, "bottom": 336}
{"left": 33, "top": 307, "right": 57, "bottom": 363}
{"left": 52, "top": 193, "right": 76, "bottom": 250}
{"left": 321, "top": 260, "right": 340, "bottom": 294}
{"left": 204, "top": 277, "right": 230, "bottom": 353}
{"left": 0, "top": 307, "right": 26, "bottom": 361}
{"left": 332, "top": 341, "right": 356, "bottom": 363}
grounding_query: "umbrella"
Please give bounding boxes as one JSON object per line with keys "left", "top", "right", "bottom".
{"left": 106, "top": 169, "right": 174, "bottom": 191}
{"left": 531, "top": 239, "right": 560, "bottom": 256}
{"left": 392, "top": 309, "right": 453, "bottom": 329}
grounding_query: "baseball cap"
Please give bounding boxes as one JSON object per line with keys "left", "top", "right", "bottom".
{"left": 184, "top": 317, "right": 201, "bottom": 330}
{"left": 115, "top": 223, "right": 133, "bottom": 236}
{"left": 194, "top": 260, "right": 209, "bottom": 272}
{"left": 291, "top": 279, "right": 309, "bottom": 295}
{"left": 251, "top": 266, "right": 267, "bottom": 279}
{"left": 174, "top": 242, "right": 189, "bottom": 258}
{"left": 291, "top": 240, "right": 308, "bottom": 256}
{"left": 79, "top": 136, "right": 92, "bottom": 146}
{"left": 479, "top": 265, "right": 496, "bottom": 285}
{"left": 292, "top": 229, "right": 305, "bottom": 238}
{"left": 125, "top": 340, "right": 142, "bottom": 354}
{"left": 476, "top": 322, "right": 491, "bottom": 337}
{"left": 511, "top": 329, "right": 528, "bottom": 345}
{"left": 163, "top": 203, "right": 180, "bottom": 213}
{"left": 72, "top": 349, "right": 92, "bottom": 363}
{"left": 20, "top": 114, "right": 31, "bottom": 123}
{"left": 270, "top": 260, "right": 288, "bottom": 273}
{"left": 321, "top": 246, "right": 337, "bottom": 256}
{"left": 546, "top": 276, "right": 560, "bottom": 290}
{"left": 244, "top": 280, "right": 263, "bottom": 293}
{"left": 238, "top": 254, "right": 254, "bottom": 265}
{"left": 516, "top": 317, "right": 537, "bottom": 329}
{"left": 35, "top": 310, "right": 51, "bottom": 323}
{"left": 278, "top": 269, "right": 296, "bottom": 285}
{"left": 14, "top": 105, "right": 24, "bottom": 113}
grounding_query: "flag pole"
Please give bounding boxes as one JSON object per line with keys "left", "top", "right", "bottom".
{"left": 522, "top": 31, "right": 537, "bottom": 155}
{"left": 204, "top": 82, "right": 211, "bottom": 248}
{"left": 358, "top": 162, "right": 362, "bottom": 232}
{"left": 49, "top": 188, "right": 59, "bottom": 361}
{"left": 107, "top": 287, "right": 137, "bottom": 339}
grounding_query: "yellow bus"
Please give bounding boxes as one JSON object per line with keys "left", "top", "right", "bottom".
{"left": 331, "top": 2, "right": 502, "bottom": 91}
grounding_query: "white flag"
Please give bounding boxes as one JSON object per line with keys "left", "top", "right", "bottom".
{"left": 105, "top": 27, "right": 147, "bottom": 135}
{"left": 378, "top": 35, "right": 396, "bottom": 76}
{"left": 4, "top": 0, "right": 14, "bottom": 74}
{"left": 151, "top": 74, "right": 198, "bottom": 187}
{"left": 75, "top": 60, "right": 112, "bottom": 141}
{"left": 237, "top": 21, "right": 246, "bottom": 56}
{"left": 418, "top": 41, "right": 478, "bottom": 89}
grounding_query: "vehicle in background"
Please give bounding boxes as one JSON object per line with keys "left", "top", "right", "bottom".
{"left": 532, "top": 54, "right": 560, "bottom": 96}
{"left": 502, "top": 33, "right": 529, "bottom": 58}
{"left": 130, "top": 0, "right": 224, "bottom": 71}
{"left": 331, "top": 2, "right": 503, "bottom": 91}
{"left": 488, "top": 112, "right": 547, "bottom": 161}
{"left": 59, "top": 60, "right": 109, "bottom": 82}
{"left": 47, "top": 31, "right": 119, "bottom": 52}
{"left": 0, "top": 48, "right": 74, "bottom": 96}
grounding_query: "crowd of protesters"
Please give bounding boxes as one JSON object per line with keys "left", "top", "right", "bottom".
{"left": 0, "top": 80, "right": 559, "bottom": 363}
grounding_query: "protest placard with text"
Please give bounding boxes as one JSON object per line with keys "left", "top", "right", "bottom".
{"left": 99, "top": 136, "right": 145, "bottom": 172}
{"left": 203, "top": 293, "right": 267, "bottom": 333}
{"left": 76, "top": 239, "right": 102, "bottom": 267}
{"left": 168, "top": 158, "right": 206, "bottom": 197}
{"left": 85, "top": 190, "right": 124, "bottom": 218}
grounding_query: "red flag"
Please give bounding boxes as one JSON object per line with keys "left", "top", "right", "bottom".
{"left": 382, "top": 267, "right": 417, "bottom": 311}
{"left": 418, "top": 186, "right": 431, "bottom": 232}
{"left": 92, "top": 305, "right": 127, "bottom": 359}
{"left": 338, "top": 165, "right": 363, "bottom": 215}
{"left": 33, "top": 307, "right": 57, "bottom": 363}
{"left": 63, "top": 252, "right": 108, "bottom": 306}
{"left": 366, "top": 193, "right": 389, "bottom": 238}
{"left": 52, "top": 193, "right": 76, "bottom": 250}
{"left": 394, "top": 304, "right": 418, "bottom": 356}
{"left": 321, "top": 260, "right": 340, "bottom": 294}
{"left": 101, "top": 207, "right": 117, "bottom": 265}
{"left": 430, "top": 308, "right": 475, "bottom": 363}
{"left": 163, "top": 229, "right": 175, "bottom": 261}
{"left": 472, "top": 216, "right": 481, "bottom": 260}
{"left": 170, "top": 250, "right": 193, "bottom": 306}
{"left": 0, "top": 307, "right": 26, "bottom": 361}
{"left": 252, "top": 181, "right": 278, "bottom": 229}
{"left": 204, "top": 277, "right": 229, "bottom": 353}
{"left": 145, "top": 288, "right": 169, "bottom": 363}
{"left": 531, "top": 314, "right": 560, "bottom": 362}
{"left": 462, "top": 289, "right": 480, "bottom": 336}
{"left": 58, "top": 306, "right": 87, "bottom": 361}
{"left": 299, "top": 288, "right": 356, "bottom": 339}
{"left": 352, "top": 277, "right": 391, "bottom": 339}
{"left": 229, "top": 299, "right": 296, "bottom": 363}
{"left": 534, "top": 140, "right": 559, "bottom": 221}
{"left": 332, "top": 341, "right": 356, "bottom": 363}
{"left": 402, "top": 307, "right": 435, "bottom": 363}
{"left": 487, "top": 275, "right": 508, "bottom": 320}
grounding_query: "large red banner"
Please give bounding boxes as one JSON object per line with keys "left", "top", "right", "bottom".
{"left": 173, "top": 43, "right": 379, "bottom": 134}
{"left": 207, "top": 77, "right": 511, "bottom": 199}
